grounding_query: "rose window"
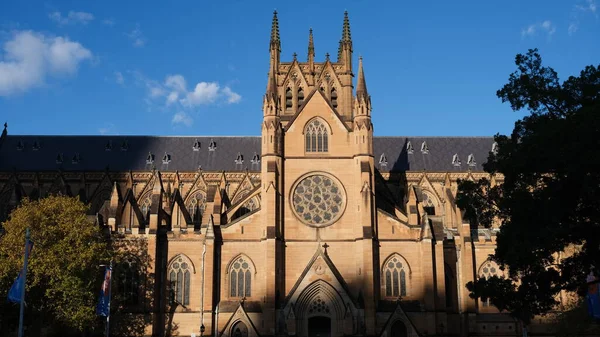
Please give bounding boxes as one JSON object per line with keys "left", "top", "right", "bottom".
{"left": 291, "top": 174, "right": 346, "bottom": 227}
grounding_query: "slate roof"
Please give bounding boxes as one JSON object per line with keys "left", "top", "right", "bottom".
{"left": 0, "top": 135, "right": 495, "bottom": 173}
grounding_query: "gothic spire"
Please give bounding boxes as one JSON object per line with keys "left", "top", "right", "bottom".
{"left": 356, "top": 56, "right": 368, "bottom": 98}
{"left": 342, "top": 10, "right": 352, "bottom": 43}
{"left": 308, "top": 28, "right": 315, "bottom": 61}
{"left": 266, "top": 10, "right": 280, "bottom": 97}
{"left": 269, "top": 10, "right": 280, "bottom": 52}
{"left": 337, "top": 11, "right": 353, "bottom": 64}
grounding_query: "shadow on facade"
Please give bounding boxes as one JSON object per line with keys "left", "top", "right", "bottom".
{"left": 103, "top": 230, "right": 175, "bottom": 337}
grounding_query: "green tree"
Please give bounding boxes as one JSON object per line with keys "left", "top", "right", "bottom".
{"left": 0, "top": 195, "right": 111, "bottom": 335}
{"left": 456, "top": 49, "right": 600, "bottom": 324}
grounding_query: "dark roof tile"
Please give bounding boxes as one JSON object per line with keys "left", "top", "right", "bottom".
{"left": 0, "top": 135, "right": 494, "bottom": 172}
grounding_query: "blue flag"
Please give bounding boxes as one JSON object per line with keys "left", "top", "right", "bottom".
{"left": 587, "top": 272, "right": 600, "bottom": 319}
{"left": 96, "top": 265, "right": 112, "bottom": 316}
{"left": 7, "top": 240, "right": 34, "bottom": 304}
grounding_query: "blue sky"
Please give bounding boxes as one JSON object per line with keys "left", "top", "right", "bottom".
{"left": 0, "top": 0, "right": 598, "bottom": 137}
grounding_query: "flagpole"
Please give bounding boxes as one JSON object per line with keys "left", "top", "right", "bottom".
{"left": 17, "top": 228, "right": 30, "bottom": 337}
{"left": 106, "top": 260, "right": 113, "bottom": 337}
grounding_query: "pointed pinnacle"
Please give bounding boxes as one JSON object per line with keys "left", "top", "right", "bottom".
{"left": 356, "top": 56, "right": 368, "bottom": 97}
{"left": 270, "top": 10, "right": 280, "bottom": 51}
{"left": 308, "top": 28, "right": 315, "bottom": 59}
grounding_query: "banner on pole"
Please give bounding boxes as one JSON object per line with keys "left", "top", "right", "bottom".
{"left": 7, "top": 239, "right": 34, "bottom": 304}
{"left": 96, "top": 265, "right": 112, "bottom": 317}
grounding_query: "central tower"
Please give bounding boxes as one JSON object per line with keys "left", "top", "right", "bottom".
{"left": 261, "top": 11, "right": 378, "bottom": 337}
{"left": 263, "top": 11, "right": 357, "bottom": 128}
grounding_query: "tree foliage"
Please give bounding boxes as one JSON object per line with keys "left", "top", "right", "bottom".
{"left": 0, "top": 195, "right": 110, "bottom": 334}
{"left": 457, "top": 49, "right": 600, "bottom": 324}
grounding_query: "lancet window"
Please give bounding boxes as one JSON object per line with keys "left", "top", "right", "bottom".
{"left": 330, "top": 87, "right": 338, "bottom": 109}
{"left": 285, "top": 88, "right": 293, "bottom": 111}
{"left": 141, "top": 197, "right": 151, "bottom": 220}
{"left": 186, "top": 191, "right": 206, "bottom": 225}
{"left": 298, "top": 87, "right": 305, "bottom": 106}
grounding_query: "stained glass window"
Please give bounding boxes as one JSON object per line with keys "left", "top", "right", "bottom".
{"left": 169, "top": 256, "right": 191, "bottom": 306}
{"left": 230, "top": 256, "right": 252, "bottom": 298}
{"left": 305, "top": 119, "right": 329, "bottom": 153}
{"left": 383, "top": 255, "right": 407, "bottom": 298}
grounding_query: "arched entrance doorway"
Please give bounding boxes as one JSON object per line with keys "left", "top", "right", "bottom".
{"left": 232, "top": 321, "right": 248, "bottom": 337}
{"left": 308, "top": 316, "right": 331, "bottom": 337}
{"left": 390, "top": 320, "right": 407, "bottom": 337}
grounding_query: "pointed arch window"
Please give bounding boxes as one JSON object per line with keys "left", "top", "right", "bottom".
{"left": 117, "top": 258, "right": 141, "bottom": 306}
{"left": 169, "top": 256, "right": 192, "bottom": 306}
{"left": 383, "top": 255, "right": 408, "bottom": 298}
{"left": 230, "top": 256, "right": 252, "bottom": 298}
{"left": 285, "top": 88, "right": 293, "bottom": 111}
{"left": 141, "top": 198, "right": 151, "bottom": 220}
{"left": 479, "top": 260, "right": 502, "bottom": 307}
{"left": 422, "top": 192, "right": 436, "bottom": 216}
{"left": 297, "top": 87, "right": 305, "bottom": 107}
{"left": 305, "top": 119, "right": 329, "bottom": 153}
{"left": 187, "top": 191, "right": 206, "bottom": 226}
{"left": 232, "top": 196, "right": 259, "bottom": 220}
{"left": 330, "top": 87, "right": 338, "bottom": 109}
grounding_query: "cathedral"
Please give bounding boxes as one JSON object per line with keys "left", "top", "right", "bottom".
{"left": 0, "top": 10, "right": 538, "bottom": 337}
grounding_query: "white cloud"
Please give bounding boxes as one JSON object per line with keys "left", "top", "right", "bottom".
{"left": 102, "top": 19, "right": 115, "bottom": 27}
{"left": 521, "top": 20, "right": 555, "bottom": 38}
{"left": 49, "top": 11, "right": 94, "bottom": 26}
{"left": 0, "top": 30, "right": 92, "bottom": 96}
{"left": 183, "top": 82, "right": 220, "bottom": 106}
{"left": 98, "top": 123, "right": 118, "bottom": 135}
{"left": 127, "top": 24, "right": 146, "bottom": 47}
{"left": 576, "top": 0, "right": 597, "bottom": 13}
{"left": 570, "top": 0, "right": 598, "bottom": 35}
{"left": 143, "top": 73, "right": 241, "bottom": 107}
{"left": 166, "top": 92, "right": 179, "bottom": 105}
{"left": 568, "top": 23, "right": 579, "bottom": 35}
{"left": 172, "top": 112, "right": 193, "bottom": 127}
{"left": 165, "top": 74, "right": 187, "bottom": 93}
{"left": 222, "top": 86, "right": 241, "bottom": 103}
{"left": 115, "top": 71, "right": 124, "bottom": 85}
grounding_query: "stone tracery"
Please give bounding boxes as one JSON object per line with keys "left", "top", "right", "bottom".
{"left": 291, "top": 174, "right": 345, "bottom": 227}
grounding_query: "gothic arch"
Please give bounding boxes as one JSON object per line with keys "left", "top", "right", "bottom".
{"left": 231, "top": 188, "right": 251, "bottom": 206}
{"left": 168, "top": 253, "right": 196, "bottom": 274}
{"left": 381, "top": 253, "right": 412, "bottom": 298}
{"left": 184, "top": 189, "right": 207, "bottom": 223}
{"left": 303, "top": 117, "right": 333, "bottom": 135}
{"left": 226, "top": 254, "right": 257, "bottom": 298}
{"left": 381, "top": 253, "right": 412, "bottom": 275}
{"left": 478, "top": 259, "right": 504, "bottom": 307}
{"left": 478, "top": 259, "right": 503, "bottom": 277}
{"left": 295, "top": 280, "right": 347, "bottom": 321}
{"left": 225, "top": 254, "right": 257, "bottom": 276}
{"left": 230, "top": 321, "right": 249, "bottom": 337}
{"left": 304, "top": 118, "right": 331, "bottom": 153}
{"left": 420, "top": 190, "right": 439, "bottom": 216}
